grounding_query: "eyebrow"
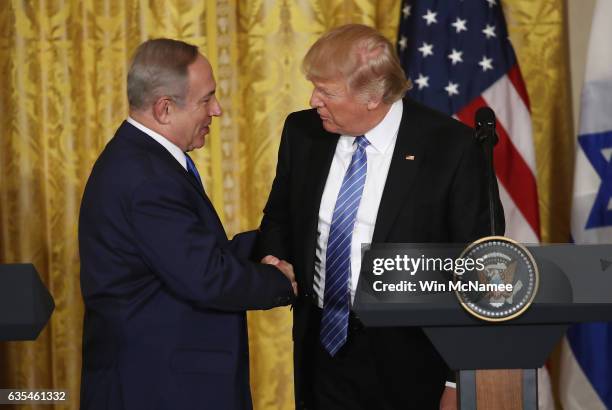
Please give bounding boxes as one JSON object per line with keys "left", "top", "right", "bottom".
{"left": 319, "top": 86, "right": 340, "bottom": 95}
{"left": 200, "top": 89, "right": 216, "bottom": 101}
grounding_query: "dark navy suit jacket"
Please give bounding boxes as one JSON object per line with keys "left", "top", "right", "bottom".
{"left": 79, "top": 121, "right": 293, "bottom": 410}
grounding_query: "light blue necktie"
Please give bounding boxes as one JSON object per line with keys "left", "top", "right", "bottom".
{"left": 185, "top": 154, "right": 204, "bottom": 191}
{"left": 320, "top": 135, "right": 370, "bottom": 356}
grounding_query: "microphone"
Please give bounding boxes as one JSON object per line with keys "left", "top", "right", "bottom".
{"left": 474, "top": 106, "right": 500, "bottom": 236}
{"left": 474, "top": 106, "right": 498, "bottom": 144}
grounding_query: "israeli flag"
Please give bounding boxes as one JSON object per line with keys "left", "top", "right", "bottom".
{"left": 560, "top": 0, "right": 612, "bottom": 408}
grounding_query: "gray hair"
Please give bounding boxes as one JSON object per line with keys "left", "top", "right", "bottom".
{"left": 127, "top": 38, "right": 199, "bottom": 110}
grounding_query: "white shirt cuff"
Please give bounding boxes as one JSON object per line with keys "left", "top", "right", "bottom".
{"left": 445, "top": 381, "right": 457, "bottom": 389}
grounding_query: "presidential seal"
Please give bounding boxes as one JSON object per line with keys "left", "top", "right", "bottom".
{"left": 453, "top": 236, "right": 539, "bottom": 322}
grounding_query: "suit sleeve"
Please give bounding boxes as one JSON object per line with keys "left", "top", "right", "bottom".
{"left": 129, "top": 177, "right": 294, "bottom": 311}
{"left": 254, "top": 118, "right": 293, "bottom": 261}
{"left": 227, "top": 230, "right": 257, "bottom": 259}
{"left": 448, "top": 136, "right": 505, "bottom": 242}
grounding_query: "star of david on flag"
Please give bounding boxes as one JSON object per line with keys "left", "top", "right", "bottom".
{"left": 560, "top": 1, "right": 612, "bottom": 408}
{"left": 578, "top": 132, "right": 612, "bottom": 230}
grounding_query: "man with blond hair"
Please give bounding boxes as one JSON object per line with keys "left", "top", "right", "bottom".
{"left": 79, "top": 38, "right": 296, "bottom": 410}
{"left": 256, "top": 24, "right": 503, "bottom": 409}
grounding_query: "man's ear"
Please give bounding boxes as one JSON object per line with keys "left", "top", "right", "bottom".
{"left": 366, "top": 94, "right": 383, "bottom": 111}
{"left": 152, "top": 97, "right": 173, "bottom": 124}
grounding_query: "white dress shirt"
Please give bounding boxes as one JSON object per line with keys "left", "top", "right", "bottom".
{"left": 127, "top": 117, "right": 187, "bottom": 170}
{"left": 313, "top": 100, "right": 403, "bottom": 308}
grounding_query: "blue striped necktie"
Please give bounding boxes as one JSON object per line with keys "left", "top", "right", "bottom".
{"left": 320, "top": 135, "right": 370, "bottom": 356}
{"left": 185, "top": 153, "right": 204, "bottom": 190}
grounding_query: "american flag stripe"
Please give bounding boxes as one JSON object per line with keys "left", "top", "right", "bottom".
{"left": 455, "top": 91, "right": 540, "bottom": 240}
{"left": 483, "top": 73, "right": 540, "bottom": 238}
{"left": 498, "top": 182, "right": 540, "bottom": 243}
{"left": 493, "top": 125, "right": 540, "bottom": 238}
{"left": 397, "top": 0, "right": 541, "bottom": 245}
{"left": 482, "top": 74, "right": 537, "bottom": 174}
{"left": 507, "top": 65, "right": 531, "bottom": 110}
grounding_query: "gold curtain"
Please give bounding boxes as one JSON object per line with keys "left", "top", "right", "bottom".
{"left": 0, "top": 1, "right": 572, "bottom": 410}
{"left": 503, "top": 0, "right": 574, "bottom": 243}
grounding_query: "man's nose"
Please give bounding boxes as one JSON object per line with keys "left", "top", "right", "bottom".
{"left": 211, "top": 100, "right": 222, "bottom": 116}
{"left": 310, "top": 91, "right": 322, "bottom": 108}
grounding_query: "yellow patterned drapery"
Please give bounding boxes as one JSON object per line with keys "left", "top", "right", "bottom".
{"left": 503, "top": 0, "right": 574, "bottom": 243}
{"left": 0, "top": 1, "right": 571, "bottom": 410}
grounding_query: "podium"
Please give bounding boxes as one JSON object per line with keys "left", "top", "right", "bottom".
{"left": 354, "top": 242, "right": 612, "bottom": 409}
{"left": 0, "top": 264, "right": 55, "bottom": 341}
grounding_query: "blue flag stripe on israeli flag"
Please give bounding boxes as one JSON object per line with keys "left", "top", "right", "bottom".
{"left": 562, "top": 1, "right": 612, "bottom": 409}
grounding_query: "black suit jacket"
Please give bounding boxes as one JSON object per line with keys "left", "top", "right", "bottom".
{"left": 255, "top": 98, "right": 504, "bottom": 409}
{"left": 79, "top": 121, "right": 294, "bottom": 410}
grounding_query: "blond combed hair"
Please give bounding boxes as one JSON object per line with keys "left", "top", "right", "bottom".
{"left": 302, "top": 24, "right": 411, "bottom": 104}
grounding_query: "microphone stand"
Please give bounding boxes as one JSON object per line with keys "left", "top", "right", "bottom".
{"left": 475, "top": 116, "right": 499, "bottom": 236}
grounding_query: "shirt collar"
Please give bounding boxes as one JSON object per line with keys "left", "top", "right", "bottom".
{"left": 339, "top": 99, "right": 403, "bottom": 153}
{"left": 127, "top": 116, "right": 187, "bottom": 170}
{"left": 364, "top": 99, "right": 403, "bottom": 153}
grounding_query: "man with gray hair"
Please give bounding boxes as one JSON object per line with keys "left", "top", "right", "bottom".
{"left": 79, "top": 38, "right": 296, "bottom": 410}
{"left": 256, "top": 24, "right": 504, "bottom": 409}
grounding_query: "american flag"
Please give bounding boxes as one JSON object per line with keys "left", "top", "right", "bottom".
{"left": 396, "top": 1, "right": 556, "bottom": 407}
{"left": 397, "top": 0, "right": 540, "bottom": 244}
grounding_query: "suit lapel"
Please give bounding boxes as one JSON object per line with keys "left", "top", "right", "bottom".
{"left": 119, "top": 122, "right": 224, "bottom": 231}
{"left": 182, "top": 164, "right": 215, "bottom": 209}
{"left": 168, "top": 158, "right": 224, "bottom": 232}
{"left": 372, "top": 99, "right": 427, "bottom": 243}
{"left": 152, "top": 145, "right": 226, "bottom": 233}
{"left": 303, "top": 132, "right": 339, "bottom": 290}
{"left": 183, "top": 169, "right": 223, "bottom": 226}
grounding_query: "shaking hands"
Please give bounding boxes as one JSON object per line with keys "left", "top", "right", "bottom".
{"left": 261, "top": 255, "right": 298, "bottom": 296}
